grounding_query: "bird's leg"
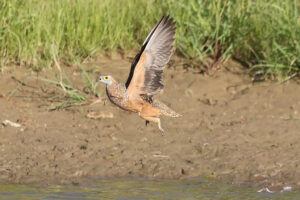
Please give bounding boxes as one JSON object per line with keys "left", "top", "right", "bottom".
{"left": 140, "top": 116, "right": 164, "bottom": 135}
{"left": 157, "top": 119, "right": 164, "bottom": 135}
{"left": 145, "top": 120, "right": 149, "bottom": 126}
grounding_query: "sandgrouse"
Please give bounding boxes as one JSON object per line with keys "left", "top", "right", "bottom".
{"left": 99, "top": 15, "right": 180, "bottom": 133}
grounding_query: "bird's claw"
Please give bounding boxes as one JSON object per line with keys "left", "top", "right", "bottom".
{"left": 159, "top": 127, "right": 165, "bottom": 136}
{"left": 158, "top": 121, "right": 164, "bottom": 136}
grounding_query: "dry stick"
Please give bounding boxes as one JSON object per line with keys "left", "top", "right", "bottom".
{"left": 51, "top": 44, "right": 66, "bottom": 92}
{"left": 8, "top": 73, "right": 30, "bottom": 97}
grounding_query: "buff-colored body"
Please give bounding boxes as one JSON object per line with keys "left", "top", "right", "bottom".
{"left": 99, "top": 15, "right": 180, "bottom": 132}
{"left": 106, "top": 77, "right": 179, "bottom": 131}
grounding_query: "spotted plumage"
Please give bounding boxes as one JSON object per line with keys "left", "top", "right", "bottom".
{"left": 99, "top": 15, "right": 180, "bottom": 133}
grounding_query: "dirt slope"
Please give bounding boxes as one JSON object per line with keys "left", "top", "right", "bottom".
{"left": 0, "top": 55, "right": 300, "bottom": 190}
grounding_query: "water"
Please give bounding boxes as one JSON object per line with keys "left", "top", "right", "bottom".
{"left": 0, "top": 179, "right": 299, "bottom": 200}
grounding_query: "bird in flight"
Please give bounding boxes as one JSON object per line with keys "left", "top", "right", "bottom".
{"left": 99, "top": 15, "right": 180, "bottom": 133}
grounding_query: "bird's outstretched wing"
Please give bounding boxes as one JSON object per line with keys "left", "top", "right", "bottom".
{"left": 126, "top": 15, "right": 175, "bottom": 98}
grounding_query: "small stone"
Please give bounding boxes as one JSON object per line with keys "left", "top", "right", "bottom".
{"left": 111, "top": 136, "right": 118, "bottom": 141}
{"left": 86, "top": 112, "right": 114, "bottom": 119}
{"left": 281, "top": 186, "right": 292, "bottom": 192}
{"left": 2, "top": 120, "right": 22, "bottom": 128}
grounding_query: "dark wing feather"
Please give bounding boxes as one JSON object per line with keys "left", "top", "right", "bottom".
{"left": 125, "top": 15, "right": 166, "bottom": 88}
{"left": 142, "top": 16, "right": 175, "bottom": 96}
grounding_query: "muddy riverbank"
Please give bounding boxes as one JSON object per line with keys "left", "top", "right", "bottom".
{"left": 1, "top": 55, "right": 300, "bottom": 190}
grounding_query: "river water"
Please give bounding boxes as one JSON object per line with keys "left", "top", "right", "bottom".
{"left": 0, "top": 179, "right": 299, "bottom": 200}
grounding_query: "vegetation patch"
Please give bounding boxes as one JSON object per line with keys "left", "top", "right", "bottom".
{"left": 0, "top": 0, "right": 299, "bottom": 76}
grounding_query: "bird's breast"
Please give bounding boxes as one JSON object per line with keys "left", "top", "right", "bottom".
{"left": 107, "top": 88, "right": 147, "bottom": 113}
{"left": 106, "top": 83, "right": 139, "bottom": 111}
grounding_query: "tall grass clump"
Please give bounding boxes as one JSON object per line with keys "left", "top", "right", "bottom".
{"left": 0, "top": 0, "right": 161, "bottom": 70}
{"left": 0, "top": 0, "right": 299, "bottom": 76}
{"left": 165, "top": 0, "right": 300, "bottom": 76}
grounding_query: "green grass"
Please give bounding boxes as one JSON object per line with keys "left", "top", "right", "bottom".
{"left": 37, "top": 44, "right": 101, "bottom": 110}
{"left": 39, "top": 65, "right": 101, "bottom": 110}
{"left": 0, "top": 0, "right": 299, "bottom": 76}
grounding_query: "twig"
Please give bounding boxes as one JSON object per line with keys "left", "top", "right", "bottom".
{"left": 8, "top": 73, "right": 30, "bottom": 97}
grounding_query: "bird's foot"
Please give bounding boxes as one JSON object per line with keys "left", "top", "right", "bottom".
{"left": 145, "top": 120, "right": 149, "bottom": 126}
{"left": 159, "top": 127, "right": 165, "bottom": 135}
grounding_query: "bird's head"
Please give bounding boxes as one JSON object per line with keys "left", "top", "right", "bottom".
{"left": 98, "top": 75, "right": 114, "bottom": 86}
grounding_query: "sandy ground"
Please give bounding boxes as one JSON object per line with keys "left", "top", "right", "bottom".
{"left": 1, "top": 54, "right": 300, "bottom": 190}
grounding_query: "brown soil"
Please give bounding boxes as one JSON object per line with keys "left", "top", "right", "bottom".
{"left": 1, "top": 54, "right": 300, "bottom": 190}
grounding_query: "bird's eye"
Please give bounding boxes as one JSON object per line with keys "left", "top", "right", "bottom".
{"left": 104, "top": 76, "right": 108, "bottom": 80}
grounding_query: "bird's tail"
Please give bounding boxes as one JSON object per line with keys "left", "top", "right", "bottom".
{"left": 152, "top": 99, "right": 181, "bottom": 117}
